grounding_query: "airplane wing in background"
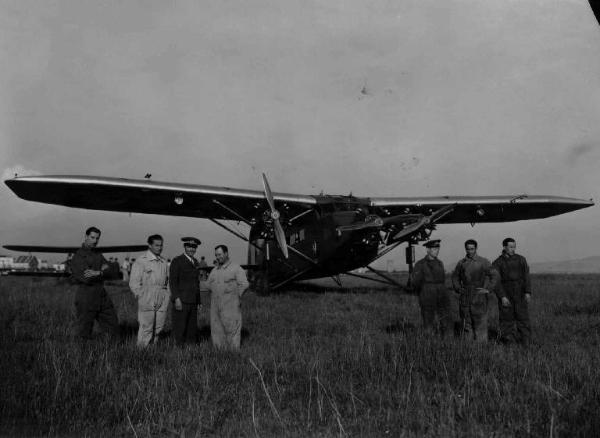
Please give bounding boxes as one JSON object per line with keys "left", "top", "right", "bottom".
{"left": 5, "top": 175, "right": 316, "bottom": 222}
{"left": 3, "top": 244, "right": 148, "bottom": 253}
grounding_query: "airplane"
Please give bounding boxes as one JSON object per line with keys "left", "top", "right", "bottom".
{"left": 4, "top": 174, "right": 593, "bottom": 291}
{"left": 2, "top": 244, "right": 148, "bottom": 277}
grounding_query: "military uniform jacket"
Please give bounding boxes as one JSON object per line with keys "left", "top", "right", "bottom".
{"left": 451, "top": 254, "right": 498, "bottom": 292}
{"left": 492, "top": 252, "right": 531, "bottom": 299}
{"left": 169, "top": 254, "right": 201, "bottom": 304}
{"left": 413, "top": 256, "right": 446, "bottom": 292}
{"left": 70, "top": 245, "right": 119, "bottom": 304}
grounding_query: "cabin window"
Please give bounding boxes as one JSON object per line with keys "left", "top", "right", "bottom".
{"left": 288, "top": 229, "right": 306, "bottom": 245}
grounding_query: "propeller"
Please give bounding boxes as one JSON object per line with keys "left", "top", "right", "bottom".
{"left": 262, "top": 173, "right": 289, "bottom": 259}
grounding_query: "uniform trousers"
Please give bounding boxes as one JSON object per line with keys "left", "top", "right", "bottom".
{"left": 137, "top": 288, "right": 170, "bottom": 347}
{"left": 499, "top": 289, "right": 531, "bottom": 345}
{"left": 460, "top": 288, "right": 489, "bottom": 342}
{"left": 172, "top": 303, "right": 198, "bottom": 345}
{"left": 211, "top": 292, "right": 242, "bottom": 349}
{"left": 419, "top": 283, "right": 450, "bottom": 336}
{"left": 75, "top": 288, "right": 119, "bottom": 339}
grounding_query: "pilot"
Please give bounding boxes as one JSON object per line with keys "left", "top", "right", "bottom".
{"left": 169, "top": 237, "right": 202, "bottom": 345}
{"left": 206, "top": 244, "right": 249, "bottom": 350}
{"left": 70, "top": 226, "right": 121, "bottom": 340}
{"left": 412, "top": 239, "right": 450, "bottom": 336}
{"left": 492, "top": 238, "right": 532, "bottom": 345}
{"left": 451, "top": 239, "right": 498, "bottom": 342}
{"left": 129, "top": 234, "right": 170, "bottom": 348}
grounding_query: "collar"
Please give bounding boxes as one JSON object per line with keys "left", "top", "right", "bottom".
{"left": 216, "top": 259, "right": 231, "bottom": 269}
{"left": 183, "top": 253, "right": 196, "bottom": 264}
{"left": 144, "top": 250, "right": 164, "bottom": 262}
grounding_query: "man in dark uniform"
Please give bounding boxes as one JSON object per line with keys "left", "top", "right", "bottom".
{"left": 70, "top": 226, "right": 120, "bottom": 339}
{"left": 169, "top": 237, "right": 202, "bottom": 345}
{"left": 493, "top": 237, "right": 532, "bottom": 345}
{"left": 452, "top": 239, "right": 498, "bottom": 342}
{"left": 412, "top": 239, "right": 450, "bottom": 336}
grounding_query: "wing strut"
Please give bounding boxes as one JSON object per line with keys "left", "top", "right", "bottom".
{"left": 208, "top": 219, "right": 263, "bottom": 252}
{"left": 212, "top": 200, "right": 252, "bottom": 225}
{"left": 365, "top": 265, "right": 406, "bottom": 290}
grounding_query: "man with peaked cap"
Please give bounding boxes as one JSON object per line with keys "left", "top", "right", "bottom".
{"left": 412, "top": 239, "right": 450, "bottom": 336}
{"left": 452, "top": 239, "right": 499, "bottom": 342}
{"left": 169, "top": 237, "right": 202, "bottom": 345}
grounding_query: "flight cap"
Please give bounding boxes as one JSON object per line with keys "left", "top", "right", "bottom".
{"left": 181, "top": 237, "right": 201, "bottom": 247}
{"left": 423, "top": 239, "right": 441, "bottom": 248}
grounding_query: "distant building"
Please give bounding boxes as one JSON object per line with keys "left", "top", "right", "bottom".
{"left": 0, "top": 255, "right": 14, "bottom": 269}
{"left": 39, "top": 259, "right": 49, "bottom": 270}
{"left": 12, "top": 255, "right": 39, "bottom": 271}
{"left": 53, "top": 263, "right": 66, "bottom": 272}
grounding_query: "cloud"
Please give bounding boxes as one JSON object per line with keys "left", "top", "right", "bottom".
{"left": 567, "top": 143, "right": 597, "bottom": 165}
{"left": 2, "top": 165, "right": 41, "bottom": 180}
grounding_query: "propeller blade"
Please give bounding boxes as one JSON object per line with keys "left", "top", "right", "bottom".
{"left": 262, "top": 173, "right": 276, "bottom": 212}
{"left": 261, "top": 173, "right": 289, "bottom": 259}
{"left": 273, "top": 219, "right": 289, "bottom": 259}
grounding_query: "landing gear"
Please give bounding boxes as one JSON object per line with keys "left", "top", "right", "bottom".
{"left": 405, "top": 243, "right": 415, "bottom": 290}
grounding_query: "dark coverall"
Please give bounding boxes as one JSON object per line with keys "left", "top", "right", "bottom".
{"left": 169, "top": 254, "right": 201, "bottom": 345}
{"left": 452, "top": 255, "right": 498, "bottom": 342}
{"left": 492, "top": 252, "right": 532, "bottom": 344}
{"left": 70, "top": 246, "right": 120, "bottom": 339}
{"left": 413, "top": 256, "right": 450, "bottom": 335}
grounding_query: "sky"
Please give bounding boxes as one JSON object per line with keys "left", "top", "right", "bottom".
{"left": 1, "top": 0, "right": 599, "bottom": 269}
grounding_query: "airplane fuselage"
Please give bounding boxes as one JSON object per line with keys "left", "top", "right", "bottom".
{"left": 248, "top": 195, "right": 382, "bottom": 288}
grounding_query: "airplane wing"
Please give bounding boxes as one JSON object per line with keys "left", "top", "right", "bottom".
{"left": 3, "top": 244, "right": 148, "bottom": 253}
{"left": 4, "top": 270, "right": 69, "bottom": 278}
{"left": 370, "top": 195, "right": 593, "bottom": 224}
{"left": 5, "top": 175, "right": 316, "bottom": 221}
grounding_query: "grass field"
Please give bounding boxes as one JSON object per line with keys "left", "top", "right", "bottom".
{"left": 1, "top": 274, "right": 599, "bottom": 437}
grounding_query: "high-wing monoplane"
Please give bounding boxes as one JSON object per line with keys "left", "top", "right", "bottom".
{"left": 5, "top": 175, "right": 593, "bottom": 291}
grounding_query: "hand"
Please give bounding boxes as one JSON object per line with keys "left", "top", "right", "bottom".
{"left": 83, "top": 269, "right": 101, "bottom": 278}
{"left": 477, "top": 288, "right": 489, "bottom": 295}
{"left": 174, "top": 297, "right": 182, "bottom": 311}
{"left": 524, "top": 293, "right": 531, "bottom": 304}
{"left": 101, "top": 263, "right": 109, "bottom": 271}
{"left": 501, "top": 297, "right": 511, "bottom": 307}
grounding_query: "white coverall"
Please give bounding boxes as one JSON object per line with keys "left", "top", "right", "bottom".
{"left": 207, "top": 260, "right": 249, "bottom": 349}
{"left": 129, "top": 251, "right": 170, "bottom": 347}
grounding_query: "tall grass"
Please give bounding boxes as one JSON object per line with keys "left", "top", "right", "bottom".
{"left": 1, "top": 274, "right": 599, "bottom": 436}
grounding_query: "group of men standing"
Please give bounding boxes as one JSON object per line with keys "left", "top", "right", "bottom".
{"left": 69, "top": 226, "right": 531, "bottom": 348}
{"left": 412, "top": 237, "right": 532, "bottom": 345}
{"left": 70, "top": 227, "right": 249, "bottom": 350}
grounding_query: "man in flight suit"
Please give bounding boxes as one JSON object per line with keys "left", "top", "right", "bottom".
{"left": 452, "top": 239, "right": 498, "bottom": 342}
{"left": 70, "top": 226, "right": 120, "bottom": 339}
{"left": 207, "top": 244, "right": 249, "bottom": 350}
{"left": 412, "top": 239, "right": 450, "bottom": 336}
{"left": 169, "top": 237, "right": 202, "bottom": 345}
{"left": 493, "top": 237, "right": 532, "bottom": 345}
{"left": 129, "top": 234, "right": 170, "bottom": 348}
